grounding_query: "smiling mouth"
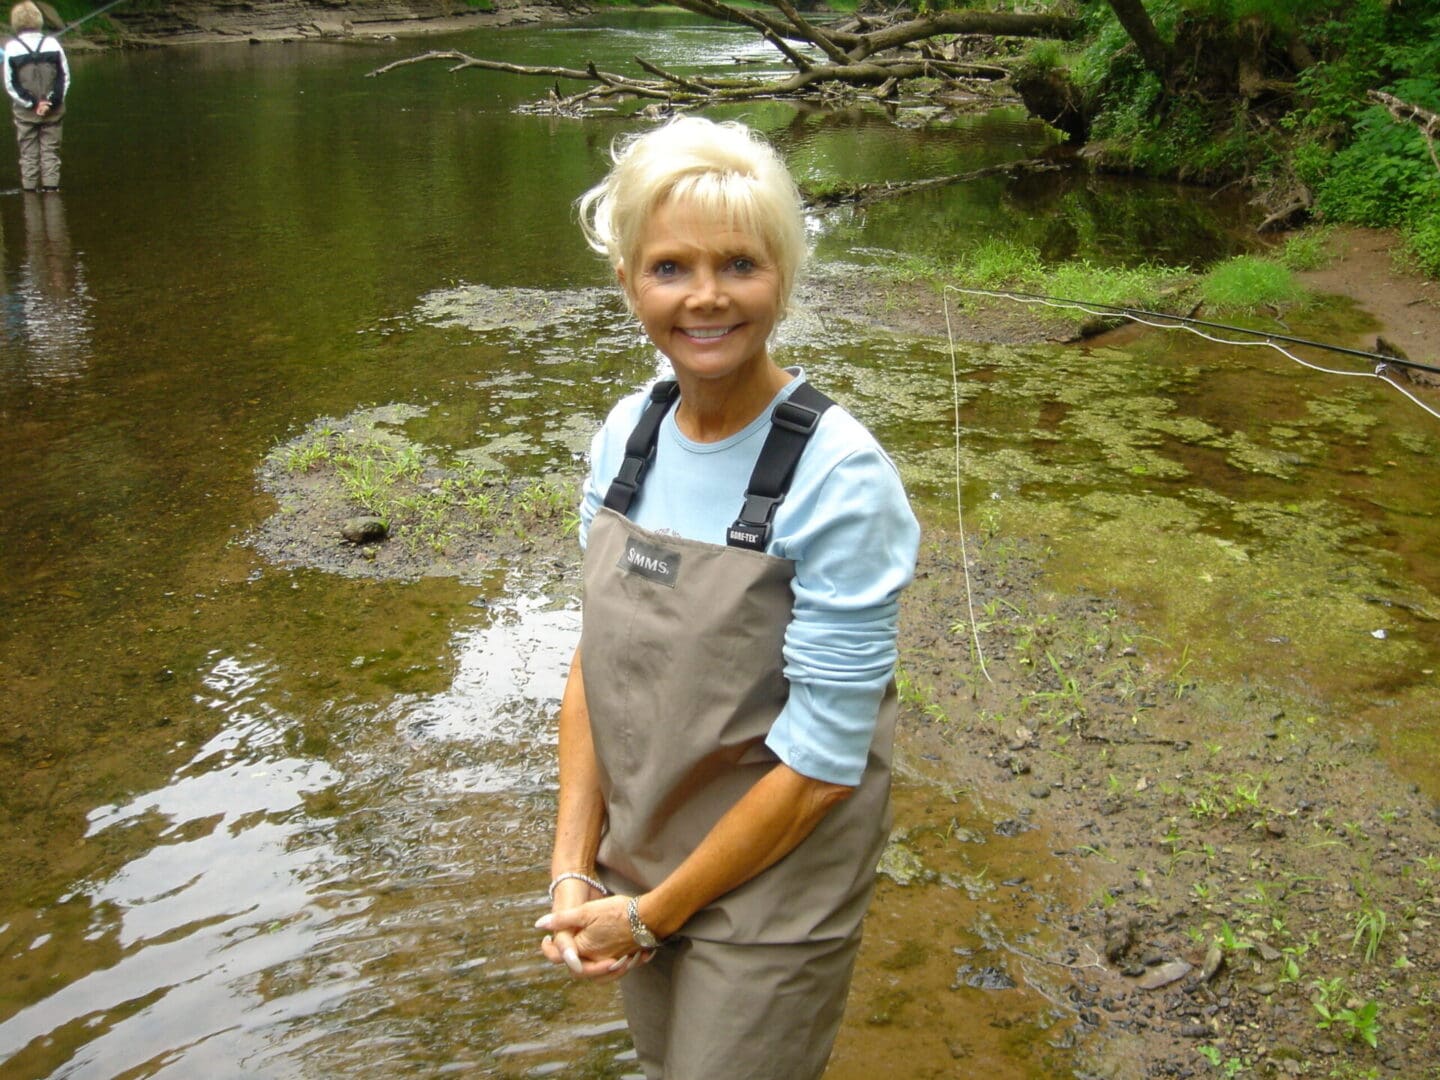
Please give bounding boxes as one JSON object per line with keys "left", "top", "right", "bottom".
{"left": 682, "top": 326, "right": 735, "bottom": 340}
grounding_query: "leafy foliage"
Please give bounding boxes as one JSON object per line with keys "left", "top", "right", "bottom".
{"left": 1061, "top": 0, "right": 1440, "bottom": 276}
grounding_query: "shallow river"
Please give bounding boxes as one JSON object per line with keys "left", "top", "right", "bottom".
{"left": 1, "top": 12, "right": 1436, "bottom": 1079}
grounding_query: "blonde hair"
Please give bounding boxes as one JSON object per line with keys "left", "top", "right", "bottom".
{"left": 577, "top": 117, "right": 807, "bottom": 318}
{"left": 10, "top": 1, "right": 44, "bottom": 32}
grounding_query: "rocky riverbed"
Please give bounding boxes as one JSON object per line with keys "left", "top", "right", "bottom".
{"left": 249, "top": 233, "right": 1440, "bottom": 1078}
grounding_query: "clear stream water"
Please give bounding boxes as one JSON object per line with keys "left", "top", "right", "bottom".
{"left": 1, "top": 12, "right": 1436, "bottom": 1078}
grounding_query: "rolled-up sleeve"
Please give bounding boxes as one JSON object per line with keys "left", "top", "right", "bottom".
{"left": 765, "top": 445, "right": 919, "bottom": 786}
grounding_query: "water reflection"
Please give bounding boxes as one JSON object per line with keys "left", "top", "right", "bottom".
{"left": 0, "top": 193, "right": 92, "bottom": 382}
{"left": 0, "top": 595, "right": 597, "bottom": 1078}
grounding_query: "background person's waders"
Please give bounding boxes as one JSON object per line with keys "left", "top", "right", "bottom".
{"left": 580, "top": 381, "right": 898, "bottom": 1079}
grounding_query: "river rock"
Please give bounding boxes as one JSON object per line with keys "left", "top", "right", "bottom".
{"left": 953, "top": 964, "right": 1016, "bottom": 991}
{"left": 1104, "top": 918, "right": 1137, "bottom": 961}
{"left": 342, "top": 516, "right": 388, "bottom": 544}
{"left": 1199, "top": 943, "right": 1225, "bottom": 982}
{"left": 876, "top": 837, "right": 932, "bottom": 887}
{"left": 1136, "top": 959, "right": 1192, "bottom": 990}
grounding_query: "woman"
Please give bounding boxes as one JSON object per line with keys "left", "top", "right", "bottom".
{"left": 536, "top": 116, "right": 919, "bottom": 1079}
{"left": 4, "top": 1, "right": 69, "bottom": 192}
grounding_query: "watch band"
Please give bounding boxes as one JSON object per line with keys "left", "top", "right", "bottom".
{"left": 626, "top": 895, "right": 661, "bottom": 949}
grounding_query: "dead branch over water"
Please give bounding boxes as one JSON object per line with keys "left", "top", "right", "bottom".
{"left": 366, "top": 1, "right": 1078, "bottom": 112}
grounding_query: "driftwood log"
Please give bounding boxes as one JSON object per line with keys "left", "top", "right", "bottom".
{"left": 1369, "top": 90, "right": 1440, "bottom": 178}
{"left": 368, "top": 1, "right": 1079, "bottom": 113}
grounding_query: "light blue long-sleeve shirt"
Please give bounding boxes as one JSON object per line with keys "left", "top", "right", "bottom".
{"left": 579, "top": 371, "right": 920, "bottom": 786}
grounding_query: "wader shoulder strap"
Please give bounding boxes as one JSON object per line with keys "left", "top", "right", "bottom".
{"left": 726, "top": 381, "right": 835, "bottom": 551}
{"left": 603, "top": 379, "right": 680, "bottom": 516}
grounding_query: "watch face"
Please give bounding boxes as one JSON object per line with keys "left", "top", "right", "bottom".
{"left": 628, "top": 898, "right": 659, "bottom": 947}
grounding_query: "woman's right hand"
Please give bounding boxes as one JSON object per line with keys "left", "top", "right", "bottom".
{"left": 537, "top": 887, "right": 651, "bottom": 983}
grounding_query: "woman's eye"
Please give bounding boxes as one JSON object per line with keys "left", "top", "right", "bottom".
{"left": 730, "top": 257, "right": 756, "bottom": 274}
{"left": 651, "top": 260, "right": 680, "bottom": 278}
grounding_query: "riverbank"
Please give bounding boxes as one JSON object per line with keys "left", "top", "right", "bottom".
{"left": 79, "top": 0, "right": 586, "bottom": 48}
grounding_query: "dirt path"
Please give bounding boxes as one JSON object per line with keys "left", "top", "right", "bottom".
{"left": 1296, "top": 226, "right": 1440, "bottom": 368}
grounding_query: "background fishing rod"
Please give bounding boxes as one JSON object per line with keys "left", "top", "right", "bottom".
{"left": 18, "top": 0, "right": 130, "bottom": 38}
{"left": 954, "top": 286, "right": 1440, "bottom": 377}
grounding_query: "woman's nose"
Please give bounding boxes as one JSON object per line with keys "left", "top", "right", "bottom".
{"left": 686, "top": 267, "right": 727, "bottom": 308}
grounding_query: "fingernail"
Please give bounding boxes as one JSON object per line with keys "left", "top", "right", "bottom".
{"left": 534, "top": 915, "right": 553, "bottom": 930}
{"left": 608, "top": 956, "right": 628, "bottom": 972}
{"left": 563, "top": 947, "right": 582, "bottom": 973}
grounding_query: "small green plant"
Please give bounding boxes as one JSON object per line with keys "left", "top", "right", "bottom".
{"left": 1351, "top": 901, "right": 1388, "bottom": 964}
{"left": 1275, "top": 227, "right": 1335, "bottom": 271}
{"left": 1214, "top": 921, "right": 1245, "bottom": 953}
{"left": 1314, "top": 996, "right": 1381, "bottom": 1049}
{"left": 1197, "top": 1044, "right": 1248, "bottom": 1077}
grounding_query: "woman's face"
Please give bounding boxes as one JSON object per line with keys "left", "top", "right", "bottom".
{"left": 622, "top": 198, "right": 782, "bottom": 389}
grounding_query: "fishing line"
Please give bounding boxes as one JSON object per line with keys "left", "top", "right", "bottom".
{"left": 937, "top": 278, "right": 1440, "bottom": 683}
{"left": 942, "top": 293, "right": 992, "bottom": 684}
{"left": 946, "top": 284, "right": 1440, "bottom": 424}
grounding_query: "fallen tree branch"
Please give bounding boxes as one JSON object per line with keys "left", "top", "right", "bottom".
{"left": 803, "top": 156, "right": 1064, "bottom": 208}
{"left": 774, "top": 0, "right": 849, "bottom": 66}
{"left": 370, "top": 6, "right": 1079, "bottom": 114}
{"left": 371, "top": 50, "right": 1013, "bottom": 108}
{"left": 1369, "top": 89, "right": 1440, "bottom": 177}
{"left": 633, "top": 56, "right": 710, "bottom": 94}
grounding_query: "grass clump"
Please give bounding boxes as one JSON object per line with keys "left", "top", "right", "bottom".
{"left": 1276, "top": 227, "right": 1336, "bottom": 272}
{"left": 1199, "top": 255, "right": 1308, "bottom": 314}
{"left": 941, "top": 239, "right": 1190, "bottom": 326}
{"left": 275, "top": 418, "right": 574, "bottom": 556}
{"left": 950, "top": 240, "right": 1045, "bottom": 289}
{"left": 1046, "top": 259, "right": 1183, "bottom": 311}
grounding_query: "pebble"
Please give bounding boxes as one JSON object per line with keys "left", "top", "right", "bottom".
{"left": 1137, "top": 960, "right": 1192, "bottom": 990}
{"left": 1179, "top": 1023, "right": 1212, "bottom": 1038}
{"left": 1029, "top": 784, "right": 1051, "bottom": 799}
{"left": 1199, "top": 943, "right": 1224, "bottom": 982}
{"left": 341, "top": 516, "right": 388, "bottom": 544}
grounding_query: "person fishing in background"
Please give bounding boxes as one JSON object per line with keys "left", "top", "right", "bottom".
{"left": 5, "top": 0, "right": 69, "bottom": 192}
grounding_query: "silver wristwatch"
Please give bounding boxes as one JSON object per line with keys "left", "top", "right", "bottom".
{"left": 627, "top": 895, "right": 660, "bottom": 949}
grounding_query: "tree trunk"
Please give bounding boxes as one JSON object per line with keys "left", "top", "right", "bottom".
{"left": 1104, "top": 0, "right": 1171, "bottom": 82}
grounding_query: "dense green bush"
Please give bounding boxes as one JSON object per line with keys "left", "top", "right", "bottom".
{"left": 1068, "top": 0, "right": 1440, "bottom": 276}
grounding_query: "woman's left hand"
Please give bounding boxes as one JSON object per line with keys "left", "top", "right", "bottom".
{"left": 536, "top": 895, "right": 651, "bottom": 982}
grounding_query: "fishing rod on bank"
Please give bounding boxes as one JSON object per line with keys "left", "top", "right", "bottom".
{"left": 945, "top": 284, "right": 1440, "bottom": 423}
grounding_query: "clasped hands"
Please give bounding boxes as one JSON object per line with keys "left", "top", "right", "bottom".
{"left": 536, "top": 882, "right": 654, "bottom": 983}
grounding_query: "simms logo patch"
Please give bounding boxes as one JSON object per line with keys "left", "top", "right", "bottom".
{"left": 617, "top": 535, "right": 681, "bottom": 587}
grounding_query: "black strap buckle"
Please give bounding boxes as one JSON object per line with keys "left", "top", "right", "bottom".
{"left": 771, "top": 400, "right": 821, "bottom": 435}
{"left": 737, "top": 492, "right": 784, "bottom": 526}
{"left": 614, "top": 456, "right": 646, "bottom": 489}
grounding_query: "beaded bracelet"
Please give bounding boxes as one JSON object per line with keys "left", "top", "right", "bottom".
{"left": 548, "top": 870, "right": 608, "bottom": 903}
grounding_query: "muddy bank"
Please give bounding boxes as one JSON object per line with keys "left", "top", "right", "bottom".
{"left": 895, "top": 528, "right": 1440, "bottom": 1079}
